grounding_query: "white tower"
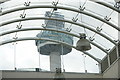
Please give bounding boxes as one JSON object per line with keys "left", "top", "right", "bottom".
{"left": 35, "top": 11, "right": 73, "bottom": 71}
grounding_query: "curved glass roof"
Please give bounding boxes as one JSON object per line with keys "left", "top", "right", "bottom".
{"left": 0, "top": 0, "right": 119, "bottom": 73}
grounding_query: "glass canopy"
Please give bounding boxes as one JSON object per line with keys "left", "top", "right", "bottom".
{"left": 0, "top": 0, "right": 119, "bottom": 73}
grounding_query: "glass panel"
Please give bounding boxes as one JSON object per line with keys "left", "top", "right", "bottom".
{"left": 63, "top": 48, "right": 84, "bottom": 73}
{"left": 85, "top": 1, "right": 113, "bottom": 18}
{"left": 63, "top": 48, "right": 99, "bottom": 73}
{"left": 109, "top": 11, "right": 118, "bottom": 26}
{"left": 82, "top": 28, "right": 114, "bottom": 49}
{"left": 0, "top": 44, "right": 14, "bottom": 70}
{"left": 80, "top": 14, "right": 103, "bottom": 28}
{"left": 87, "top": 45, "right": 107, "bottom": 59}
{"left": 102, "top": 23, "right": 118, "bottom": 40}
{"left": 85, "top": 54, "right": 100, "bottom": 73}
{"left": 93, "top": 33, "right": 115, "bottom": 49}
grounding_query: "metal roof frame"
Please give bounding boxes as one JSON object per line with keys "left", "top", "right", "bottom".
{"left": 0, "top": 37, "right": 101, "bottom": 63}
{"left": 1, "top": 5, "right": 120, "bottom": 31}
{"left": 1, "top": 17, "right": 117, "bottom": 45}
{"left": 0, "top": 27, "right": 109, "bottom": 54}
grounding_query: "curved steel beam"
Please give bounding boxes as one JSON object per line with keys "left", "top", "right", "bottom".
{"left": 0, "top": 27, "right": 109, "bottom": 54}
{"left": 90, "top": 0, "right": 120, "bottom": 13}
{"left": 1, "top": 5, "right": 120, "bottom": 31}
{"left": 90, "top": 41, "right": 108, "bottom": 54}
{"left": 0, "top": 28, "right": 79, "bottom": 38}
{"left": 0, "top": 37, "right": 101, "bottom": 63}
{"left": 83, "top": 51, "right": 101, "bottom": 63}
{"left": 0, "top": 17, "right": 116, "bottom": 45}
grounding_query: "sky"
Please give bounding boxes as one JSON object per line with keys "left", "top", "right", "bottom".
{"left": 0, "top": 0, "right": 118, "bottom": 73}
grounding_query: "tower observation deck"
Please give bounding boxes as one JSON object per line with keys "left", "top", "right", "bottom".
{"left": 35, "top": 11, "right": 73, "bottom": 71}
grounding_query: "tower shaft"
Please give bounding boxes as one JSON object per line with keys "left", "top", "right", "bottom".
{"left": 50, "top": 52, "right": 61, "bottom": 71}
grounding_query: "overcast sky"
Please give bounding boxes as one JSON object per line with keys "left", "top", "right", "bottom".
{"left": 0, "top": 0, "right": 118, "bottom": 73}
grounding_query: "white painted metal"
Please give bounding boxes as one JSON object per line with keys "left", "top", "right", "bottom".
{"left": 114, "top": 0, "right": 120, "bottom": 2}
{"left": 118, "top": 4, "right": 120, "bottom": 58}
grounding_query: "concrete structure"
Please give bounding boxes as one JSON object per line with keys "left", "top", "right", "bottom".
{"left": 35, "top": 11, "right": 73, "bottom": 71}
{"left": 50, "top": 52, "right": 61, "bottom": 71}
{"left": 103, "top": 58, "right": 120, "bottom": 78}
{"left": 1, "top": 71, "right": 102, "bottom": 78}
{"left": 0, "top": 71, "right": 2, "bottom": 80}
{"left": 0, "top": 59, "right": 119, "bottom": 78}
